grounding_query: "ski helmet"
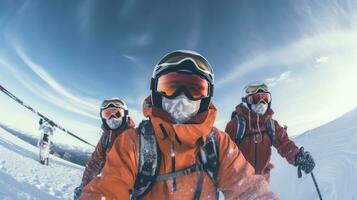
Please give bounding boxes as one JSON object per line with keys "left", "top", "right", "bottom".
{"left": 100, "top": 98, "right": 129, "bottom": 131}
{"left": 150, "top": 50, "right": 214, "bottom": 113}
{"left": 242, "top": 81, "right": 272, "bottom": 111}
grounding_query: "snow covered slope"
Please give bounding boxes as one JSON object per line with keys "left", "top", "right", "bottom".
{"left": 0, "top": 126, "right": 84, "bottom": 200}
{"left": 271, "top": 107, "right": 357, "bottom": 200}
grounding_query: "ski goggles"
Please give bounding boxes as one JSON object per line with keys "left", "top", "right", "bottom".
{"left": 246, "top": 92, "right": 272, "bottom": 105}
{"left": 156, "top": 72, "right": 210, "bottom": 100}
{"left": 101, "top": 99, "right": 126, "bottom": 110}
{"left": 101, "top": 107, "right": 125, "bottom": 120}
{"left": 245, "top": 83, "right": 269, "bottom": 94}
{"left": 155, "top": 55, "right": 214, "bottom": 84}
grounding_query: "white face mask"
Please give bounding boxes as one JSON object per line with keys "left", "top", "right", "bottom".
{"left": 106, "top": 117, "right": 123, "bottom": 130}
{"left": 251, "top": 102, "right": 268, "bottom": 115}
{"left": 162, "top": 94, "right": 201, "bottom": 124}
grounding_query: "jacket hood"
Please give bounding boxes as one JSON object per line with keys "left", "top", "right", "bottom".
{"left": 142, "top": 95, "right": 216, "bottom": 151}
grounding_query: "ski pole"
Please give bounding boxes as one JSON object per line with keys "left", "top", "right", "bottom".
{"left": 311, "top": 172, "right": 322, "bottom": 200}
{"left": 0, "top": 84, "right": 95, "bottom": 148}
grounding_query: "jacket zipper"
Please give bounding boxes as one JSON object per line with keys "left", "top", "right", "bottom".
{"left": 171, "top": 141, "right": 177, "bottom": 192}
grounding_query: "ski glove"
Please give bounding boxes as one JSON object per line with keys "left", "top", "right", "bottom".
{"left": 295, "top": 147, "right": 315, "bottom": 178}
{"left": 73, "top": 183, "right": 84, "bottom": 200}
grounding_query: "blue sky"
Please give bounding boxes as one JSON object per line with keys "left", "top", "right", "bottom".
{"left": 0, "top": 0, "right": 357, "bottom": 148}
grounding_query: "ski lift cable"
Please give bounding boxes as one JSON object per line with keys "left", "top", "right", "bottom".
{"left": 0, "top": 84, "right": 95, "bottom": 148}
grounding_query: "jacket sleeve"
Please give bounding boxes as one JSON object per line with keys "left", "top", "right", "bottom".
{"left": 217, "top": 130, "right": 279, "bottom": 200}
{"left": 225, "top": 118, "right": 237, "bottom": 142}
{"left": 80, "top": 134, "right": 106, "bottom": 187}
{"left": 273, "top": 121, "right": 299, "bottom": 165}
{"left": 79, "top": 129, "right": 138, "bottom": 200}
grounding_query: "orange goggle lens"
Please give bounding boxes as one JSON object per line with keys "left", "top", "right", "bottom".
{"left": 157, "top": 72, "right": 209, "bottom": 99}
{"left": 247, "top": 93, "right": 272, "bottom": 104}
{"left": 101, "top": 107, "right": 124, "bottom": 120}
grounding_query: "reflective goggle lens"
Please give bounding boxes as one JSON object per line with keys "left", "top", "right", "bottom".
{"left": 101, "top": 107, "right": 124, "bottom": 120}
{"left": 101, "top": 99, "right": 125, "bottom": 110}
{"left": 245, "top": 84, "right": 269, "bottom": 94}
{"left": 162, "top": 55, "right": 212, "bottom": 74}
{"left": 247, "top": 93, "right": 272, "bottom": 104}
{"left": 157, "top": 72, "right": 209, "bottom": 99}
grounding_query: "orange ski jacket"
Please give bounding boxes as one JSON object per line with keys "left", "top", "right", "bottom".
{"left": 80, "top": 118, "right": 135, "bottom": 187}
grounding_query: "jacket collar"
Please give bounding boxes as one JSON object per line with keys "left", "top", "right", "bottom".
{"left": 101, "top": 117, "right": 135, "bottom": 136}
{"left": 235, "top": 103, "right": 274, "bottom": 129}
{"left": 142, "top": 95, "right": 216, "bottom": 149}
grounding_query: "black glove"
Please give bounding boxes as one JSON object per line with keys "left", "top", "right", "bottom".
{"left": 73, "top": 183, "right": 84, "bottom": 200}
{"left": 295, "top": 147, "right": 315, "bottom": 178}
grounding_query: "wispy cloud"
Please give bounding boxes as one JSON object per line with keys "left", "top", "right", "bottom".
{"left": 122, "top": 54, "right": 145, "bottom": 69}
{"left": 14, "top": 43, "right": 100, "bottom": 112}
{"left": 265, "top": 71, "right": 292, "bottom": 87}
{"left": 315, "top": 56, "right": 330, "bottom": 64}
{"left": 216, "top": 27, "right": 357, "bottom": 87}
{"left": 3, "top": 40, "right": 102, "bottom": 120}
{"left": 76, "top": 0, "right": 97, "bottom": 40}
{"left": 0, "top": 57, "right": 98, "bottom": 120}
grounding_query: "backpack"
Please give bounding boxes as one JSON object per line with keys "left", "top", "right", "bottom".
{"left": 132, "top": 120, "right": 220, "bottom": 200}
{"left": 231, "top": 111, "right": 276, "bottom": 146}
{"left": 101, "top": 134, "right": 110, "bottom": 158}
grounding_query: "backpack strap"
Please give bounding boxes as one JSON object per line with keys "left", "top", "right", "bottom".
{"left": 199, "top": 129, "right": 219, "bottom": 187}
{"left": 101, "top": 134, "right": 110, "bottom": 158}
{"left": 266, "top": 118, "right": 276, "bottom": 146}
{"left": 132, "top": 120, "right": 161, "bottom": 199}
{"left": 198, "top": 128, "right": 220, "bottom": 200}
{"left": 233, "top": 114, "right": 247, "bottom": 145}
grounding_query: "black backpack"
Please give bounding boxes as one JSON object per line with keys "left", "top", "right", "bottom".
{"left": 132, "top": 120, "right": 220, "bottom": 200}
{"left": 231, "top": 111, "right": 276, "bottom": 146}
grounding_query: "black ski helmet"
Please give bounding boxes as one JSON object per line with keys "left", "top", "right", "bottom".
{"left": 150, "top": 50, "right": 214, "bottom": 113}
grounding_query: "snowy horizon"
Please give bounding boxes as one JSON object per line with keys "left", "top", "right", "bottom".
{"left": 1, "top": 0, "right": 357, "bottom": 148}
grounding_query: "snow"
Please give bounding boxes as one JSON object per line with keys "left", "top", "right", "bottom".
{"left": 0, "top": 126, "right": 84, "bottom": 200}
{"left": 271, "top": 107, "right": 357, "bottom": 200}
